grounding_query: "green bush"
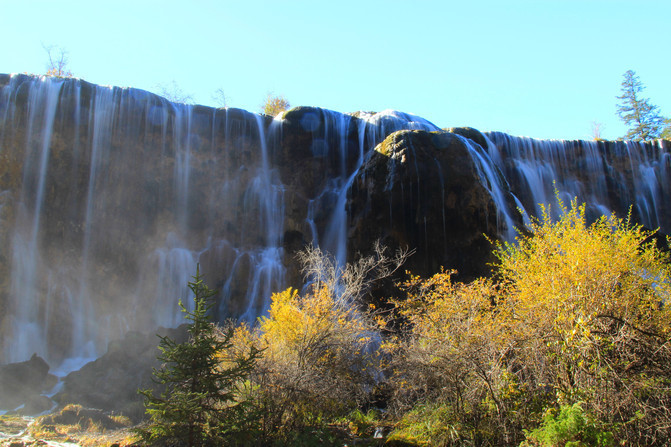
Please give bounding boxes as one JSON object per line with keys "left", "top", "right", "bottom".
{"left": 387, "top": 402, "right": 462, "bottom": 446}
{"left": 338, "top": 408, "right": 381, "bottom": 437}
{"left": 521, "top": 403, "right": 614, "bottom": 447}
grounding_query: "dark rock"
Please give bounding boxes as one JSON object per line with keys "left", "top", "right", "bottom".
{"left": 276, "top": 106, "right": 363, "bottom": 197}
{"left": 53, "top": 326, "right": 187, "bottom": 422}
{"left": 348, "top": 130, "right": 523, "bottom": 281}
{"left": 0, "top": 354, "right": 53, "bottom": 411}
{"left": 447, "top": 126, "right": 490, "bottom": 150}
{"left": 17, "top": 395, "right": 54, "bottom": 415}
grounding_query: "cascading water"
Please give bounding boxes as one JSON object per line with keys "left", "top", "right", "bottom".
{"left": 0, "top": 74, "right": 291, "bottom": 365}
{"left": 329, "top": 110, "right": 442, "bottom": 265}
{"left": 0, "top": 73, "right": 668, "bottom": 369}
{"left": 234, "top": 115, "right": 285, "bottom": 322}
{"left": 485, "top": 132, "right": 671, "bottom": 233}
{"left": 6, "top": 77, "right": 64, "bottom": 363}
{"left": 457, "top": 134, "right": 518, "bottom": 242}
{"left": 292, "top": 108, "right": 444, "bottom": 275}
{"left": 306, "top": 109, "right": 356, "bottom": 265}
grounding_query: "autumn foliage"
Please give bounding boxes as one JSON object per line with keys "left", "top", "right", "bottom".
{"left": 139, "top": 200, "right": 671, "bottom": 446}
{"left": 261, "top": 93, "right": 290, "bottom": 116}
{"left": 384, "top": 198, "right": 671, "bottom": 446}
{"left": 220, "top": 244, "right": 407, "bottom": 444}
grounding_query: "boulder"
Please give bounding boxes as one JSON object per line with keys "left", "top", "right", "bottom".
{"left": 0, "top": 353, "right": 56, "bottom": 411}
{"left": 348, "top": 129, "right": 523, "bottom": 281}
{"left": 53, "top": 326, "right": 187, "bottom": 421}
{"left": 447, "top": 126, "right": 491, "bottom": 150}
{"left": 17, "top": 395, "right": 54, "bottom": 415}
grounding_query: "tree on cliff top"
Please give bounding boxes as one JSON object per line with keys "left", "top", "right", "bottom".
{"left": 137, "top": 266, "right": 260, "bottom": 447}
{"left": 261, "top": 92, "right": 290, "bottom": 116}
{"left": 43, "top": 44, "right": 73, "bottom": 78}
{"left": 157, "top": 81, "right": 194, "bottom": 104}
{"left": 662, "top": 118, "right": 671, "bottom": 139}
{"left": 616, "top": 70, "right": 665, "bottom": 141}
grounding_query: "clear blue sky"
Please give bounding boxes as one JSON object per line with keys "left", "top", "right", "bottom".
{"left": 2, "top": 0, "right": 669, "bottom": 140}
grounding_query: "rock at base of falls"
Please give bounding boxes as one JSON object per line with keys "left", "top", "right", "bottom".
{"left": 53, "top": 325, "right": 188, "bottom": 422}
{"left": 0, "top": 353, "right": 57, "bottom": 413}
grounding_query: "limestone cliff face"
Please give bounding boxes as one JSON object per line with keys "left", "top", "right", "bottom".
{"left": 485, "top": 132, "right": 671, "bottom": 235}
{"left": 348, "top": 130, "right": 523, "bottom": 280}
{"left": 0, "top": 75, "right": 443, "bottom": 363}
{"left": 0, "top": 73, "right": 669, "bottom": 366}
{"left": 0, "top": 74, "right": 280, "bottom": 362}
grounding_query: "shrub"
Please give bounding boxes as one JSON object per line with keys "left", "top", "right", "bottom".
{"left": 494, "top": 199, "right": 671, "bottom": 444}
{"left": 387, "top": 402, "right": 462, "bottom": 446}
{"left": 384, "top": 272, "right": 544, "bottom": 445}
{"left": 521, "top": 403, "right": 614, "bottom": 447}
{"left": 338, "top": 408, "right": 382, "bottom": 437}
{"left": 261, "top": 93, "right": 290, "bottom": 116}
{"left": 386, "top": 198, "right": 671, "bottom": 445}
{"left": 231, "top": 244, "right": 408, "bottom": 444}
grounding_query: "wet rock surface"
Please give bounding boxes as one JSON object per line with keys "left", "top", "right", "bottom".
{"left": 349, "top": 129, "right": 523, "bottom": 280}
{"left": 0, "top": 354, "right": 56, "bottom": 413}
{"left": 54, "top": 326, "right": 187, "bottom": 422}
{"left": 0, "top": 74, "right": 669, "bottom": 380}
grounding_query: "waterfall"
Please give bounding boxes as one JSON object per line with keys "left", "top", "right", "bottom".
{"left": 5, "top": 77, "right": 63, "bottom": 362}
{"left": 459, "top": 134, "right": 518, "bottom": 242}
{"left": 0, "top": 73, "right": 668, "bottom": 366}
{"left": 485, "top": 132, "right": 671, "bottom": 233}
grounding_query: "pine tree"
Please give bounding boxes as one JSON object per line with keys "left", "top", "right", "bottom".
{"left": 616, "top": 70, "right": 665, "bottom": 141}
{"left": 661, "top": 118, "right": 671, "bottom": 140}
{"left": 137, "top": 266, "right": 260, "bottom": 447}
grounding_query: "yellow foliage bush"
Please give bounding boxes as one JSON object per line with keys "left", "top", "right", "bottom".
{"left": 387, "top": 198, "right": 671, "bottom": 445}
{"left": 261, "top": 93, "right": 290, "bottom": 117}
{"left": 259, "top": 286, "right": 375, "bottom": 371}
{"left": 223, "top": 285, "right": 379, "bottom": 443}
{"left": 225, "top": 243, "right": 407, "bottom": 442}
{"left": 496, "top": 198, "right": 671, "bottom": 346}
{"left": 385, "top": 271, "right": 532, "bottom": 445}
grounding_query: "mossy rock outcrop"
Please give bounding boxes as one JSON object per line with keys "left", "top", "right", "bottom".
{"left": 348, "top": 129, "right": 522, "bottom": 281}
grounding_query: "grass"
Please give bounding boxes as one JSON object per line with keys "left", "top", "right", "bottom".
{"left": 25, "top": 404, "right": 138, "bottom": 446}
{"left": 0, "top": 414, "right": 31, "bottom": 436}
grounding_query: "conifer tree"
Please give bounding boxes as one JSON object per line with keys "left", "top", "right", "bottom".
{"left": 662, "top": 118, "right": 671, "bottom": 140}
{"left": 616, "top": 70, "right": 665, "bottom": 141}
{"left": 137, "top": 266, "right": 260, "bottom": 447}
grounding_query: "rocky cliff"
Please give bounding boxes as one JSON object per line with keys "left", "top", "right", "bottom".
{"left": 0, "top": 73, "right": 668, "bottom": 369}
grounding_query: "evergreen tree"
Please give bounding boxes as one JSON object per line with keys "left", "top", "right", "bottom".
{"left": 137, "top": 266, "right": 260, "bottom": 447}
{"left": 661, "top": 118, "right": 671, "bottom": 140}
{"left": 616, "top": 70, "right": 665, "bottom": 141}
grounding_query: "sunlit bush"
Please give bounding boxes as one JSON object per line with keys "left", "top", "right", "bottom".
{"left": 386, "top": 198, "right": 671, "bottom": 445}
{"left": 228, "top": 244, "right": 408, "bottom": 443}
